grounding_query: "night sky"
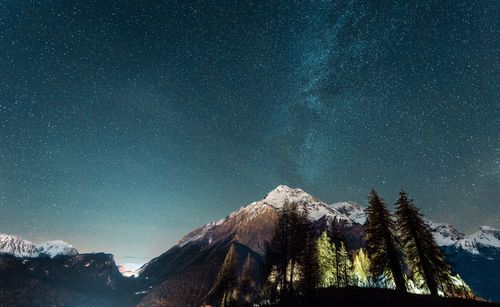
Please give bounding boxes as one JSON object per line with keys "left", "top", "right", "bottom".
{"left": 0, "top": 0, "right": 498, "bottom": 263}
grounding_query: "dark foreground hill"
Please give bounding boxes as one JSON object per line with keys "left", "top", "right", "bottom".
{"left": 0, "top": 253, "right": 137, "bottom": 307}
{"left": 268, "top": 287, "right": 499, "bottom": 307}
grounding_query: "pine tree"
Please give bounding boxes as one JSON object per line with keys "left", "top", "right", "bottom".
{"left": 263, "top": 199, "right": 318, "bottom": 301}
{"left": 287, "top": 202, "right": 301, "bottom": 292}
{"left": 365, "top": 190, "right": 407, "bottom": 292}
{"left": 265, "top": 199, "right": 293, "bottom": 298}
{"left": 337, "top": 241, "right": 352, "bottom": 287}
{"left": 296, "top": 206, "right": 318, "bottom": 296}
{"left": 330, "top": 218, "right": 341, "bottom": 287}
{"left": 316, "top": 231, "right": 336, "bottom": 287}
{"left": 395, "top": 191, "right": 455, "bottom": 296}
{"left": 267, "top": 199, "right": 290, "bottom": 294}
{"left": 352, "top": 248, "right": 372, "bottom": 287}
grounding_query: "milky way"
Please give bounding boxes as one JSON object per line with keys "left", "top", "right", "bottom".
{"left": 0, "top": 0, "right": 498, "bottom": 262}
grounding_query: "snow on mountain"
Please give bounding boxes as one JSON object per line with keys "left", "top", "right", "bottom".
{"left": 426, "top": 221, "right": 465, "bottom": 246}
{"left": 454, "top": 226, "right": 500, "bottom": 254}
{"left": 176, "top": 185, "right": 352, "bottom": 250}
{"left": 330, "top": 201, "right": 366, "bottom": 224}
{"left": 0, "top": 234, "right": 78, "bottom": 258}
{"left": 257, "top": 185, "right": 351, "bottom": 222}
{"left": 326, "top": 202, "right": 480, "bottom": 251}
{"left": 36, "top": 240, "right": 78, "bottom": 258}
{"left": 176, "top": 184, "right": 500, "bottom": 256}
{"left": 0, "top": 234, "right": 39, "bottom": 257}
{"left": 328, "top": 198, "right": 500, "bottom": 256}
{"left": 426, "top": 222, "right": 500, "bottom": 254}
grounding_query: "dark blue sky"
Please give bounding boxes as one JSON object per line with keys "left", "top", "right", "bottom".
{"left": 0, "top": 0, "right": 498, "bottom": 262}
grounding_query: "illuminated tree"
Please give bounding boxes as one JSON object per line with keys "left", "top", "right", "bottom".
{"left": 352, "top": 248, "right": 372, "bottom": 287}
{"left": 316, "top": 231, "right": 337, "bottom": 287}
{"left": 337, "top": 241, "right": 353, "bottom": 287}
{"left": 330, "top": 219, "right": 341, "bottom": 287}
{"left": 365, "top": 190, "right": 407, "bottom": 292}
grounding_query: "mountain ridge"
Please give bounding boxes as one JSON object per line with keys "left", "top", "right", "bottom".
{"left": 175, "top": 185, "right": 498, "bottom": 256}
{"left": 0, "top": 234, "right": 78, "bottom": 258}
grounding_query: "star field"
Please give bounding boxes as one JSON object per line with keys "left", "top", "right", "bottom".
{"left": 0, "top": 0, "right": 498, "bottom": 262}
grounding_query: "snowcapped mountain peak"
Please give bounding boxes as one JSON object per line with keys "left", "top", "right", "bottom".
{"left": 0, "top": 234, "right": 78, "bottom": 258}
{"left": 176, "top": 185, "right": 353, "bottom": 251}
{"left": 262, "top": 185, "right": 315, "bottom": 209}
{"left": 262, "top": 185, "right": 350, "bottom": 222}
{"left": 174, "top": 185, "right": 499, "bottom": 258}
{"left": 454, "top": 226, "right": 500, "bottom": 254}
{"left": 426, "top": 221, "right": 465, "bottom": 246}
{"left": 0, "top": 234, "right": 38, "bottom": 257}
{"left": 330, "top": 201, "right": 366, "bottom": 224}
{"left": 36, "top": 240, "right": 78, "bottom": 258}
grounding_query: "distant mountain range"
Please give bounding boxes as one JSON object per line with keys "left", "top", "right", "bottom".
{"left": 0, "top": 234, "right": 78, "bottom": 258}
{"left": 0, "top": 185, "right": 498, "bottom": 306}
{"left": 331, "top": 199, "right": 500, "bottom": 254}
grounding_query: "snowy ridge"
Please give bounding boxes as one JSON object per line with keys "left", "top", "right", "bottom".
{"left": 330, "top": 201, "right": 366, "bottom": 224}
{"left": 261, "top": 185, "right": 350, "bottom": 222}
{"left": 426, "top": 221, "right": 465, "bottom": 246}
{"left": 36, "top": 240, "right": 78, "bottom": 258}
{"left": 454, "top": 226, "right": 500, "bottom": 254}
{"left": 176, "top": 218, "right": 227, "bottom": 247}
{"left": 0, "top": 234, "right": 39, "bottom": 257}
{"left": 0, "top": 234, "right": 78, "bottom": 258}
{"left": 176, "top": 185, "right": 498, "bottom": 256}
{"left": 333, "top": 203, "right": 500, "bottom": 254}
{"left": 176, "top": 185, "right": 352, "bottom": 247}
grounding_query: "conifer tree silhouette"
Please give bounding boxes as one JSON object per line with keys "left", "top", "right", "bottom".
{"left": 395, "top": 191, "right": 454, "bottom": 296}
{"left": 365, "top": 190, "right": 407, "bottom": 292}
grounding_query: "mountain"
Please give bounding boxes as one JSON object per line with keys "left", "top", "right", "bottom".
{"left": 427, "top": 222, "right": 466, "bottom": 246}
{"left": 136, "top": 185, "right": 499, "bottom": 305}
{"left": 0, "top": 252, "right": 136, "bottom": 306}
{"left": 176, "top": 185, "right": 353, "bottom": 254}
{"left": 0, "top": 234, "right": 39, "bottom": 258}
{"left": 439, "top": 226, "right": 500, "bottom": 302}
{"left": 1, "top": 185, "right": 498, "bottom": 305}
{"left": 331, "top": 201, "right": 366, "bottom": 224}
{"left": 0, "top": 234, "right": 78, "bottom": 258}
{"left": 453, "top": 226, "right": 500, "bottom": 254}
{"left": 36, "top": 240, "right": 79, "bottom": 258}
{"left": 136, "top": 185, "right": 358, "bottom": 306}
